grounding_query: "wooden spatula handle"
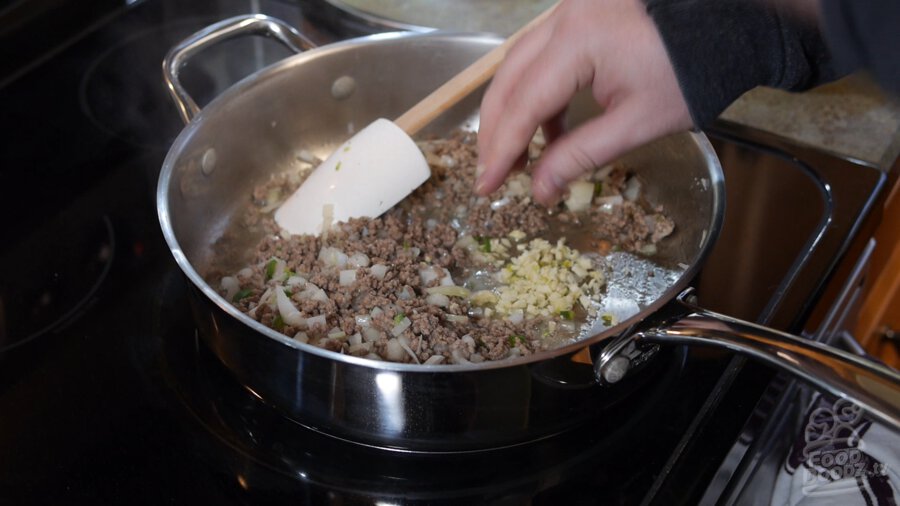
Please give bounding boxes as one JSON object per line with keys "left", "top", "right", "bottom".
{"left": 393, "top": 2, "right": 560, "bottom": 136}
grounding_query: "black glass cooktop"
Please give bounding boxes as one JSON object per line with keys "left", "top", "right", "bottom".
{"left": 0, "top": 0, "right": 884, "bottom": 504}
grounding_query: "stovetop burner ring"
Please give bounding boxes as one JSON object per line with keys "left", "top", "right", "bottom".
{"left": 0, "top": 215, "right": 114, "bottom": 352}
{"left": 77, "top": 18, "right": 218, "bottom": 149}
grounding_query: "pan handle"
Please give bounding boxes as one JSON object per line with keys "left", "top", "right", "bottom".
{"left": 162, "top": 14, "right": 315, "bottom": 124}
{"left": 635, "top": 303, "right": 900, "bottom": 432}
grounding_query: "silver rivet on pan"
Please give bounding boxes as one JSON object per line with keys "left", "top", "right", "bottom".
{"left": 331, "top": 75, "right": 357, "bottom": 100}
{"left": 600, "top": 356, "right": 631, "bottom": 384}
{"left": 201, "top": 148, "right": 216, "bottom": 175}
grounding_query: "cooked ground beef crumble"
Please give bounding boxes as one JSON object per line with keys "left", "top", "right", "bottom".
{"left": 213, "top": 131, "right": 675, "bottom": 364}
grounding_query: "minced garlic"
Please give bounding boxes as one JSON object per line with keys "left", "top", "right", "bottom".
{"left": 493, "top": 238, "right": 605, "bottom": 318}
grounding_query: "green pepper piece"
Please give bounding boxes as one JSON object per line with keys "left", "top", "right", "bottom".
{"left": 233, "top": 289, "right": 253, "bottom": 302}
{"left": 265, "top": 259, "right": 278, "bottom": 280}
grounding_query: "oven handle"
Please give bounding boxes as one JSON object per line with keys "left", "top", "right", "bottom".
{"left": 635, "top": 305, "right": 900, "bottom": 432}
{"left": 162, "top": 14, "right": 316, "bottom": 124}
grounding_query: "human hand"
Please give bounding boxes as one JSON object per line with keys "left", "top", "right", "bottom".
{"left": 475, "top": 0, "right": 693, "bottom": 205}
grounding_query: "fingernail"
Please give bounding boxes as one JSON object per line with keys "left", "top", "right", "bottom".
{"left": 473, "top": 163, "right": 487, "bottom": 194}
{"left": 474, "top": 177, "right": 487, "bottom": 195}
{"left": 535, "top": 178, "right": 554, "bottom": 202}
{"left": 535, "top": 176, "right": 563, "bottom": 206}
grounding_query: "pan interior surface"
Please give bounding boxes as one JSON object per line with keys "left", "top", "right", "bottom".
{"left": 159, "top": 32, "right": 724, "bottom": 370}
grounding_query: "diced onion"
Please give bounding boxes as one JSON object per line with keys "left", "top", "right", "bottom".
{"left": 348, "top": 253, "right": 370, "bottom": 268}
{"left": 370, "top": 306, "right": 384, "bottom": 318}
{"left": 276, "top": 289, "right": 306, "bottom": 327}
{"left": 286, "top": 275, "right": 307, "bottom": 287}
{"left": 596, "top": 195, "right": 623, "bottom": 213}
{"left": 248, "top": 287, "right": 270, "bottom": 318}
{"left": 391, "top": 316, "right": 412, "bottom": 337}
{"left": 490, "top": 197, "right": 511, "bottom": 210}
{"left": 397, "top": 335, "right": 420, "bottom": 364}
{"left": 300, "top": 284, "right": 328, "bottom": 302}
{"left": 265, "top": 258, "right": 287, "bottom": 282}
{"left": 503, "top": 173, "right": 531, "bottom": 198}
{"left": 623, "top": 177, "right": 642, "bottom": 202}
{"left": 370, "top": 264, "right": 388, "bottom": 280}
{"left": 455, "top": 235, "right": 477, "bottom": 252}
{"left": 426, "top": 293, "right": 450, "bottom": 307}
{"left": 355, "top": 314, "right": 372, "bottom": 327}
{"left": 564, "top": 180, "right": 595, "bottom": 212}
{"left": 419, "top": 267, "right": 441, "bottom": 286}
{"left": 348, "top": 332, "right": 362, "bottom": 346}
{"left": 293, "top": 331, "right": 309, "bottom": 343}
{"left": 348, "top": 342, "right": 372, "bottom": 355}
{"left": 450, "top": 349, "right": 471, "bottom": 364}
{"left": 426, "top": 285, "right": 471, "bottom": 298}
{"left": 339, "top": 269, "right": 357, "bottom": 286}
{"left": 258, "top": 288, "right": 276, "bottom": 308}
{"left": 507, "top": 310, "right": 524, "bottom": 324}
{"left": 424, "top": 355, "right": 446, "bottom": 365}
{"left": 439, "top": 154, "right": 456, "bottom": 168}
{"left": 220, "top": 276, "right": 240, "bottom": 300}
{"left": 306, "top": 315, "right": 327, "bottom": 328}
{"left": 328, "top": 328, "right": 347, "bottom": 340}
{"left": 319, "top": 247, "right": 348, "bottom": 268}
{"left": 385, "top": 338, "right": 406, "bottom": 361}
{"left": 362, "top": 326, "right": 384, "bottom": 342}
{"left": 445, "top": 314, "right": 469, "bottom": 324}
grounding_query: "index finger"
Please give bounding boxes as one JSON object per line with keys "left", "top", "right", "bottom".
{"left": 477, "top": 16, "right": 556, "bottom": 169}
{"left": 476, "top": 28, "right": 587, "bottom": 196}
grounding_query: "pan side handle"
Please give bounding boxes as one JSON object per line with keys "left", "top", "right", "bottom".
{"left": 637, "top": 308, "right": 900, "bottom": 432}
{"left": 162, "top": 14, "right": 316, "bottom": 124}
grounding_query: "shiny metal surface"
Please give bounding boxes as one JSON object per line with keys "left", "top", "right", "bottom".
{"left": 323, "top": 0, "right": 555, "bottom": 35}
{"left": 157, "top": 16, "right": 723, "bottom": 450}
{"left": 637, "top": 295, "right": 900, "bottom": 431}
{"left": 163, "top": 15, "right": 315, "bottom": 124}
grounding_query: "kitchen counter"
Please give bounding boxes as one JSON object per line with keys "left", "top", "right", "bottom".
{"left": 720, "top": 75, "right": 900, "bottom": 171}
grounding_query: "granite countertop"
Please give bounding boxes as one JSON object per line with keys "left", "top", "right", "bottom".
{"left": 720, "top": 75, "right": 900, "bottom": 172}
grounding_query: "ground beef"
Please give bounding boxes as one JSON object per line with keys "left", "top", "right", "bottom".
{"left": 212, "top": 131, "right": 675, "bottom": 364}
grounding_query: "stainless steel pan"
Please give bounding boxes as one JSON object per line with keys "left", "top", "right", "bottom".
{"left": 158, "top": 15, "right": 900, "bottom": 451}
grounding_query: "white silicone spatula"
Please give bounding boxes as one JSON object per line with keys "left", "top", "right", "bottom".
{"left": 275, "top": 3, "right": 558, "bottom": 236}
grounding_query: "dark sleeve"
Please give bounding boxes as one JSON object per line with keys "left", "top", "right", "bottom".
{"left": 819, "top": 0, "right": 900, "bottom": 96}
{"left": 642, "top": 0, "right": 836, "bottom": 128}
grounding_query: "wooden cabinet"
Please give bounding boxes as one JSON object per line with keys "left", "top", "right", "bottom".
{"left": 855, "top": 174, "right": 900, "bottom": 367}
